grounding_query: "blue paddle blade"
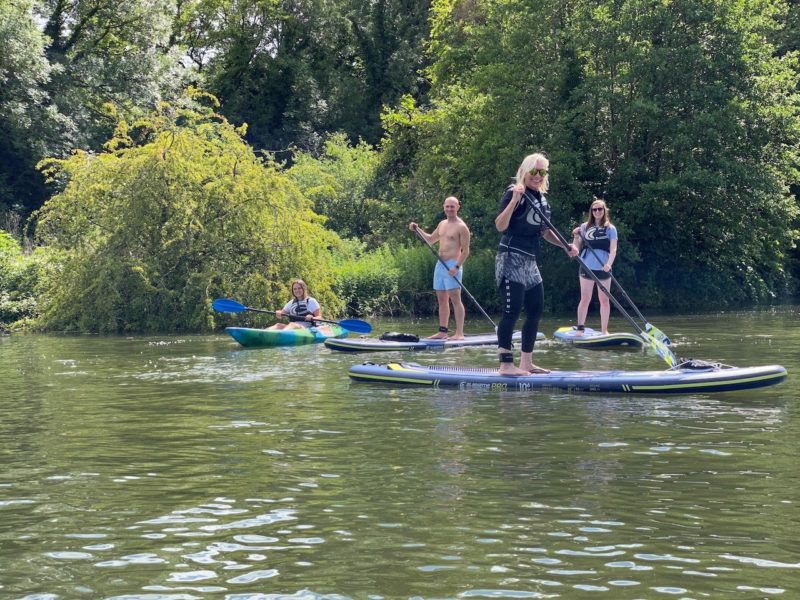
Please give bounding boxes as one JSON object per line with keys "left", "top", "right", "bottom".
{"left": 212, "top": 298, "right": 247, "bottom": 313}
{"left": 338, "top": 319, "right": 372, "bottom": 334}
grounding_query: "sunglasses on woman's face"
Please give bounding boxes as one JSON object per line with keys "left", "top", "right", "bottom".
{"left": 529, "top": 168, "right": 548, "bottom": 177}
{"left": 592, "top": 207, "right": 605, "bottom": 212}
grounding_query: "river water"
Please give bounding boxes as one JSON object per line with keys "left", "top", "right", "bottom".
{"left": 1, "top": 308, "right": 798, "bottom": 599}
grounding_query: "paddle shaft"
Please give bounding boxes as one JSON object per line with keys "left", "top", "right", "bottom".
{"left": 412, "top": 226, "right": 498, "bottom": 330}
{"left": 238, "top": 306, "right": 345, "bottom": 328}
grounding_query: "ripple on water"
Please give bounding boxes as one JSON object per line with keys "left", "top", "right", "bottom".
{"left": 225, "top": 568, "right": 280, "bottom": 583}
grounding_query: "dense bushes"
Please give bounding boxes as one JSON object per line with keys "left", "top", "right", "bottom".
{"left": 0, "top": 232, "right": 43, "bottom": 330}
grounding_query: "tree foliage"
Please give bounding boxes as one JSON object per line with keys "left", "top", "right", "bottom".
{"left": 0, "top": 0, "right": 58, "bottom": 213}
{"left": 0, "top": 231, "right": 44, "bottom": 330}
{"left": 32, "top": 91, "right": 343, "bottom": 332}
{"left": 41, "top": 0, "right": 194, "bottom": 149}
{"left": 381, "top": 0, "right": 800, "bottom": 308}
{"left": 185, "top": 0, "right": 432, "bottom": 153}
{"left": 2, "top": 0, "right": 798, "bottom": 328}
{"left": 288, "top": 133, "right": 400, "bottom": 244}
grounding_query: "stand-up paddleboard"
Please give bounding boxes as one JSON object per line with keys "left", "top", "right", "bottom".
{"left": 226, "top": 325, "right": 348, "bottom": 347}
{"left": 348, "top": 361, "right": 787, "bottom": 394}
{"left": 554, "top": 326, "right": 644, "bottom": 348}
{"left": 325, "top": 330, "right": 543, "bottom": 352}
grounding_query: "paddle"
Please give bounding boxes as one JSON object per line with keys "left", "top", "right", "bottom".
{"left": 521, "top": 192, "right": 677, "bottom": 367}
{"left": 212, "top": 298, "right": 372, "bottom": 334}
{"left": 412, "top": 225, "right": 498, "bottom": 330}
{"left": 576, "top": 229, "right": 671, "bottom": 346}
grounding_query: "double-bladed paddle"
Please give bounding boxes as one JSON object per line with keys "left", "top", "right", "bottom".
{"left": 212, "top": 298, "right": 372, "bottom": 334}
{"left": 521, "top": 192, "right": 677, "bottom": 368}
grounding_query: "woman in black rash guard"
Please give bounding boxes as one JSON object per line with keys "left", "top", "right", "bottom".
{"left": 494, "top": 152, "right": 578, "bottom": 376}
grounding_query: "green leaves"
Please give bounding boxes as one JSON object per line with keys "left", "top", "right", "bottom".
{"left": 380, "top": 0, "right": 800, "bottom": 308}
{"left": 31, "top": 94, "right": 343, "bottom": 332}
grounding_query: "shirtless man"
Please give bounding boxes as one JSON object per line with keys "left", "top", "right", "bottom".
{"left": 409, "top": 196, "right": 471, "bottom": 339}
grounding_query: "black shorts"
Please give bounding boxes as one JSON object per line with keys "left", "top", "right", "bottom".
{"left": 579, "top": 267, "right": 612, "bottom": 281}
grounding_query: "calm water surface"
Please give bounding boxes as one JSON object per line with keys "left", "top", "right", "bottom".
{"left": 1, "top": 308, "right": 798, "bottom": 599}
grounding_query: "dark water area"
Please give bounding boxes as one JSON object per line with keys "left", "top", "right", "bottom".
{"left": 1, "top": 308, "right": 798, "bottom": 598}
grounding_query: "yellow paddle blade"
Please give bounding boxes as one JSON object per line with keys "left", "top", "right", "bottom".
{"left": 642, "top": 332, "right": 677, "bottom": 368}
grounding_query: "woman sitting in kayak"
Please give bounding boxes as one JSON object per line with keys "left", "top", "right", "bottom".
{"left": 269, "top": 279, "right": 322, "bottom": 329}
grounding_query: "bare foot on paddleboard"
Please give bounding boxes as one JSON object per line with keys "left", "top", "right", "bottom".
{"left": 427, "top": 332, "right": 448, "bottom": 340}
{"left": 498, "top": 364, "right": 530, "bottom": 376}
{"left": 448, "top": 335, "right": 465, "bottom": 340}
{"left": 520, "top": 360, "right": 550, "bottom": 374}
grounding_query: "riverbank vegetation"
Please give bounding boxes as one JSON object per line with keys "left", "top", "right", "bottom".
{"left": 1, "top": 0, "right": 798, "bottom": 332}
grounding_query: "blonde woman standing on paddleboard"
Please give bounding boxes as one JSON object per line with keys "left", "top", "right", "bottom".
{"left": 494, "top": 152, "right": 578, "bottom": 376}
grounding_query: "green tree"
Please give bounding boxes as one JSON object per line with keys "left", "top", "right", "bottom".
{"left": 32, "top": 90, "right": 343, "bottom": 333}
{"left": 381, "top": 0, "right": 800, "bottom": 308}
{"left": 288, "top": 134, "right": 399, "bottom": 243}
{"left": 186, "top": 0, "right": 431, "bottom": 153}
{"left": 0, "top": 0, "right": 57, "bottom": 213}
{"left": 41, "top": 0, "right": 194, "bottom": 149}
{"left": 563, "top": 0, "right": 799, "bottom": 305}
{"left": 0, "top": 231, "right": 44, "bottom": 330}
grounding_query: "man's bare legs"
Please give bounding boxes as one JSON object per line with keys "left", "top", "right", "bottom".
{"left": 448, "top": 288, "right": 465, "bottom": 339}
{"left": 428, "top": 288, "right": 465, "bottom": 339}
{"left": 427, "top": 290, "right": 451, "bottom": 339}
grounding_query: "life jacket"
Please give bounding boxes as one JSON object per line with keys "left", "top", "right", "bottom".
{"left": 579, "top": 224, "right": 612, "bottom": 258}
{"left": 286, "top": 298, "right": 311, "bottom": 318}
